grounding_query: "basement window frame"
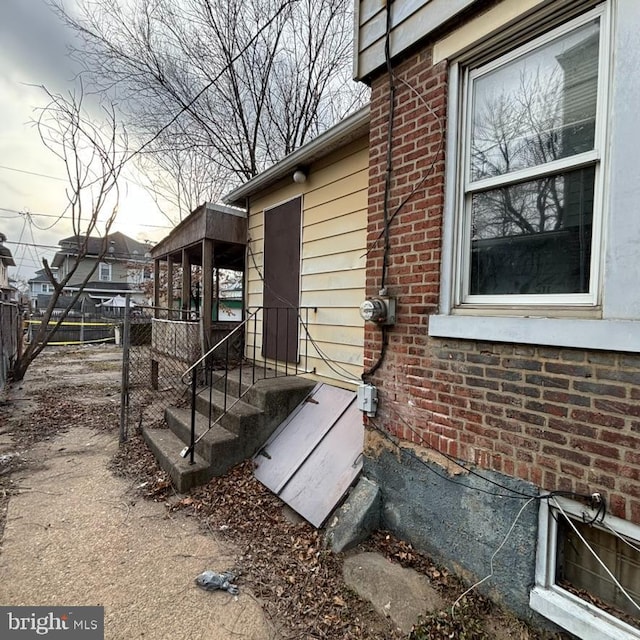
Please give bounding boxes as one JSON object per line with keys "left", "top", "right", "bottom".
{"left": 530, "top": 496, "right": 640, "bottom": 640}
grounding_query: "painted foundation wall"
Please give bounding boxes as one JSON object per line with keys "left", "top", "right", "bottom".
{"left": 363, "top": 442, "right": 540, "bottom": 620}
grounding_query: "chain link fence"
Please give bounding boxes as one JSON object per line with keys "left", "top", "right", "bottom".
{"left": 119, "top": 302, "right": 201, "bottom": 441}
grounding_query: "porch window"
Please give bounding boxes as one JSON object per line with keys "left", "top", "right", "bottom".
{"left": 98, "top": 262, "right": 112, "bottom": 282}
{"left": 531, "top": 497, "right": 640, "bottom": 639}
{"left": 457, "top": 5, "right": 608, "bottom": 307}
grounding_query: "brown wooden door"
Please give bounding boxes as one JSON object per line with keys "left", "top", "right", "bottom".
{"left": 263, "top": 197, "right": 301, "bottom": 362}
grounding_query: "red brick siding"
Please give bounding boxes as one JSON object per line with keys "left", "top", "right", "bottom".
{"left": 365, "top": 44, "right": 640, "bottom": 524}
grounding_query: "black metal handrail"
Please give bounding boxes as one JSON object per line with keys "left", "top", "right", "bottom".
{"left": 180, "top": 306, "right": 316, "bottom": 464}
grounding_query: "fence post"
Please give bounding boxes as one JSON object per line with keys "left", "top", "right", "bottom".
{"left": 189, "top": 369, "right": 197, "bottom": 465}
{"left": 119, "top": 294, "right": 131, "bottom": 443}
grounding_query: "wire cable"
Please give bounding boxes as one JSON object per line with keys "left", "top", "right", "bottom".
{"left": 0, "top": 163, "right": 67, "bottom": 182}
{"left": 392, "top": 410, "right": 539, "bottom": 499}
{"left": 451, "top": 497, "right": 537, "bottom": 615}
{"left": 367, "top": 418, "right": 538, "bottom": 500}
{"left": 552, "top": 497, "right": 640, "bottom": 614}
{"left": 246, "top": 240, "right": 363, "bottom": 384}
{"left": 600, "top": 520, "right": 640, "bottom": 556}
{"left": 380, "top": 0, "right": 396, "bottom": 292}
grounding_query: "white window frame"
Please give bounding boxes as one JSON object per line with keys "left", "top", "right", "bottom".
{"left": 98, "top": 262, "right": 112, "bottom": 282}
{"left": 457, "top": 5, "right": 609, "bottom": 308}
{"left": 531, "top": 496, "right": 640, "bottom": 640}
{"left": 429, "top": 0, "right": 640, "bottom": 352}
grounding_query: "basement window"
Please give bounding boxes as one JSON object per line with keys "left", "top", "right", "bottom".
{"left": 530, "top": 496, "right": 640, "bottom": 640}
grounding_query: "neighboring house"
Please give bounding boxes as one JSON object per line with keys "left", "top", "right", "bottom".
{"left": 50, "top": 231, "right": 152, "bottom": 308}
{"left": 0, "top": 233, "right": 15, "bottom": 302}
{"left": 225, "top": 106, "right": 370, "bottom": 386}
{"left": 217, "top": 284, "right": 243, "bottom": 321}
{"left": 353, "top": 1, "right": 640, "bottom": 638}
{"left": 28, "top": 268, "right": 58, "bottom": 310}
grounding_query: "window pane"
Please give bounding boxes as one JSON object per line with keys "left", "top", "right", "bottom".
{"left": 556, "top": 516, "right": 640, "bottom": 627}
{"left": 470, "top": 20, "right": 600, "bottom": 181}
{"left": 469, "top": 166, "right": 594, "bottom": 295}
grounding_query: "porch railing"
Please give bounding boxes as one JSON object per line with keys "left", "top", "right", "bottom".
{"left": 179, "top": 306, "right": 316, "bottom": 463}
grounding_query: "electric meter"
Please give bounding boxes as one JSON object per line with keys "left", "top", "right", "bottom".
{"left": 359, "top": 297, "right": 396, "bottom": 325}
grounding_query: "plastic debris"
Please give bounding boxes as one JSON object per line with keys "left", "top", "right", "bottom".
{"left": 195, "top": 570, "right": 239, "bottom": 595}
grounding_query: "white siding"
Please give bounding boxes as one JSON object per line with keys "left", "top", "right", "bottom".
{"left": 355, "top": 0, "right": 478, "bottom": 80}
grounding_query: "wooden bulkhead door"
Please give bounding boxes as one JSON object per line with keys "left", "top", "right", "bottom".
{"left": 262, "top": 196, "right": 301, "bottom": 362}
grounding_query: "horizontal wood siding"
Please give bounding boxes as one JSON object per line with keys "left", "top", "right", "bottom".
{"left": 66, "top": 258, "right": 100, "bottom": 285}
{"left": 355, "top": 0, "right": 478, "bottom": 80}
{"left": 247, "top": 137, "right": 368, "bottom": 387}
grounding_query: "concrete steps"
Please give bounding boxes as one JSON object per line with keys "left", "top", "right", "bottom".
{"left": 142, "top": 428, "right": 211, "bottom": 493}
{"left": 142, "top": 370, "right": 316, "bottom": 493}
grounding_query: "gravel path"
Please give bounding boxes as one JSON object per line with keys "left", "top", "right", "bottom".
{"left": 0, "top": 348, "right": 273, "bottom": 640}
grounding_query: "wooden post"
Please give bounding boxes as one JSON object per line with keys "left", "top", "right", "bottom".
{"left": 202, "top": 238, "right": 213, "bottom": 348}
{"left": 153, "top": 258, "right": 160, "bottom": 315}
{"left": 167, "top": 258, "right": 174, "bottom": 319}
{"left": 181, "top": 249, "right": 191, "bottom": 320}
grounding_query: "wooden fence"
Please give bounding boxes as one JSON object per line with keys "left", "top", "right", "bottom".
{"left": 0, "top": 301, "right": 20, "bottom": 391}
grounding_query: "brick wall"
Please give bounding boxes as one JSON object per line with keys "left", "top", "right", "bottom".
{"left": 365, "top": 44, "right": 640, "bottom": 524}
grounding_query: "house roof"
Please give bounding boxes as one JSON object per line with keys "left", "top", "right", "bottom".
{"left": 223, "top": 106, "right": 370, "bottom": 207}
{"left": 0, "top": 244, "right": 15, "bottom": 267}
{"left": 52, "top": 231, "right": 151, "bottom": 267}
{"left": 28, "top": 269, "right": 54, "bottom": 284}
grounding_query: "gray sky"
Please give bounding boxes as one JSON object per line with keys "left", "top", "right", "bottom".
{"left": 0, "top": 0, "right": 172, "bottom": 282}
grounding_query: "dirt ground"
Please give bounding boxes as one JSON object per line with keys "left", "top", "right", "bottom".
{"left": 0, "top": 345, "right": 569, "bottom": 640}
{"left": 0, "top": 346, "right": 271, "bottom": 639}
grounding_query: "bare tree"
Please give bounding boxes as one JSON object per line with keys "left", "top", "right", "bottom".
{"left": 11, "top": 86, "right": 127, "bottom": 381}
{"left": 469, "top": 57, "right": 597, "bottom": 296}
{"left": 134, "top": 144, "right": 227, "bottom": 222}
{"left": 471, "top": 68, "right": 566, "bottom": 240}
{"left": 51, "top": 0, "right": 366, "bottom": 220}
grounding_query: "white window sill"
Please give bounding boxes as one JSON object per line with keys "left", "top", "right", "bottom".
{"left": 530, "top": 586, "right": 640, "bottom": 640}
{"left": 428, "top": 314, "right": 640, "bottom": 353}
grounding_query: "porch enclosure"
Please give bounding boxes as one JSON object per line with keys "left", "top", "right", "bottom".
{"left": 119, "top": 202, "right": 317, "bottom": 439}
{"left": 150, "top": 203, "right": 248, "bottom": 351}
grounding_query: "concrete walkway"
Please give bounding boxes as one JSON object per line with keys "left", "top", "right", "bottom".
{"left": 0, "top": 426, "right": 273, "bottom": 640}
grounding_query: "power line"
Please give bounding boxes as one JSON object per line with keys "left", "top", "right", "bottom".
{"left": 0, "top": 207, "right": 173, "bottom": 230}
{"left": 0, "top": 164, "right": 67, "bottom": 182}
{"left": 4, "top": 240, "right": 60, "bottom": 250}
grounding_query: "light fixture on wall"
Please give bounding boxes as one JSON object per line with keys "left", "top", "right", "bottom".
{"left": 292, "top": 168, "right": 307, "bottom": 184}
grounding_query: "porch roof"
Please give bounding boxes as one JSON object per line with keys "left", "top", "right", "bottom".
{"left": 150, "top": 202, "right": 247, "bottom": 270}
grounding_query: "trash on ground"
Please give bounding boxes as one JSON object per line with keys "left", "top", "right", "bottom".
{"left": 195, "top": 570, "right": 239, "bottom": 595}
